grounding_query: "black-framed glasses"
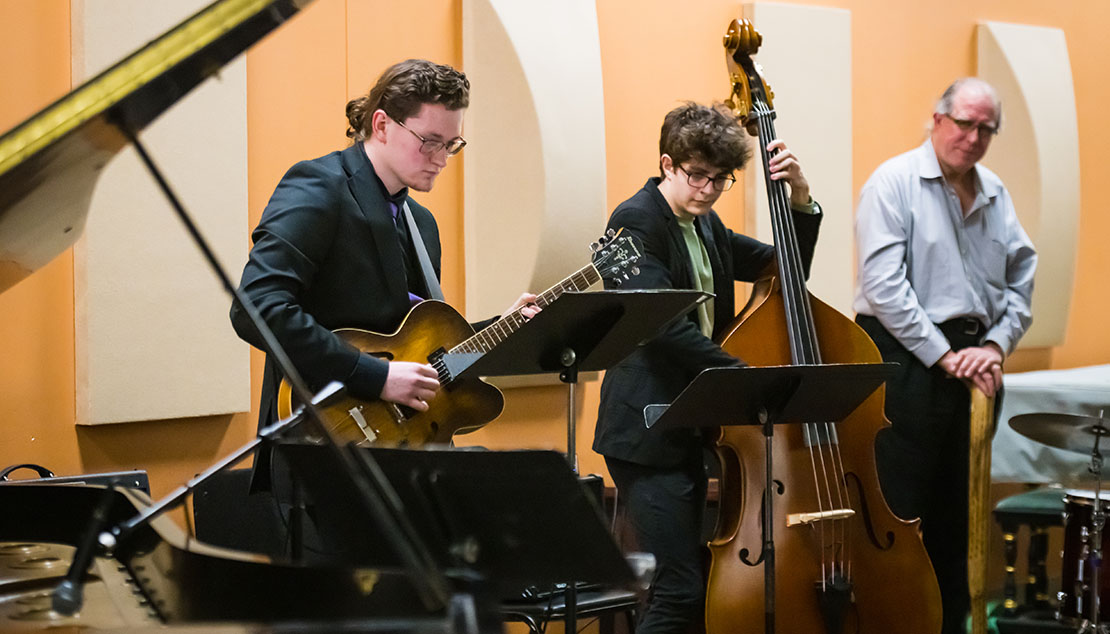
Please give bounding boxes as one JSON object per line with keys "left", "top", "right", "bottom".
{"left": 943, "top": 114, "right": 999, "bottom": 138}
{"left": 678, "top": 165, "right": 736, "bottom": 192}
{"left": 393, "top": 116, "right": 467, "bottom": 156}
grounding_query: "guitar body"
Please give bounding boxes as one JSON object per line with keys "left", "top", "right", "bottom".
{"left": 276, "top": 300, "right": 505, "bottom": 447}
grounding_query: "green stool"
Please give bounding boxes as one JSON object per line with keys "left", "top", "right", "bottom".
{"left": 993, "top": 488, "right": 1067, "bottom": 617}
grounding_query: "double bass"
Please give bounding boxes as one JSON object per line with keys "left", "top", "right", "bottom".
{"left": 705, "top": 20, "right": 943, "bottom": 633}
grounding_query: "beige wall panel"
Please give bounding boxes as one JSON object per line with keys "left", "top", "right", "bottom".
{"left": 742, "top": 2, "right": 853, "bottom": 314}
{"left": 72, "top": 0, "right": 250, "bottom": 424}
{"left": 977, "top": 21, "right": 1078, "bottom": 349}
{"left": 462, "top": 0, "right": 608, "bottom": 321}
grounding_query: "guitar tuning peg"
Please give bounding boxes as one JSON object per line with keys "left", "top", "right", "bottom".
{"left": 631, "top": 266, "right": 640, "bottom": 276}
{"left": 622, "top": 273, "right": 630, "bottom": 280}
{"left": 612, "top": 277, "right": 623, "bottom": 287}
{"left": 589, "top": 242, "right": 600, "bottom": 253}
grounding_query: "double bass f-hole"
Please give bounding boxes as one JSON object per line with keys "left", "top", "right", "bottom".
{"left": 738, "top": 478, "right": 787, "bottom": 568}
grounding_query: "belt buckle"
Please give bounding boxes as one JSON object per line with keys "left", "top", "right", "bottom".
{"left": 962, "top": 319, "right": 980, "bottom": 336}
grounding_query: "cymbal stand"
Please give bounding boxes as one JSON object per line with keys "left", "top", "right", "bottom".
{"left": 1079, "top": 409, "right": 1107, "bottom": 634}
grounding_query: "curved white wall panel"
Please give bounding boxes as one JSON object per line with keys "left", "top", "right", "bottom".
{"left": 977, "top": 21, "right": 1079, "bottom": 349}
{"left": 462, "top": 0, "right": 607, "bottom": 321}
{"left": 742, "top": 2, "right": 853, "bottom": 314}
{"left": 73, "top": 0, "right": 250, "bottom": 424}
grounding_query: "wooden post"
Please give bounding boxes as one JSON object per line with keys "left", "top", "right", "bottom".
{"left": 968, "top": 386, "right": 996, "bottom": 634}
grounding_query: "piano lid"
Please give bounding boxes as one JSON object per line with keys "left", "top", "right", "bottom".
{"left": 0, "top": 0, "right": 313, "bottom": 295}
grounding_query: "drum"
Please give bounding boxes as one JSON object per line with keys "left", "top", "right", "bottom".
{"left": 1060, "top": 490, "right": 1110, "bottom": 624}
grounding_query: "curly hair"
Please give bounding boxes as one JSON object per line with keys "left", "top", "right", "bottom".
{"left": 659, "top": 102, "right": 752, "bottom": 176}
{"left": 345, "top": 59, "right": 470, "bottom": 142}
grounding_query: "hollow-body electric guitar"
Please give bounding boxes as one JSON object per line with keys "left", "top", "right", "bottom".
{"left": 276, "top": 230, "right": 642, "bottom": 447}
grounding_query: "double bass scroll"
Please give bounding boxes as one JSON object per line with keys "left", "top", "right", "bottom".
{"left": 704, "top": 19, "right": 943, "bottom": 634}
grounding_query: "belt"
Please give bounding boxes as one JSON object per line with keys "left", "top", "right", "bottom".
{"left": 937, "top": 317, "right": 986, "bottom": 349}
{"left": 948, "top": 317, "right": 983, "bottom": 336}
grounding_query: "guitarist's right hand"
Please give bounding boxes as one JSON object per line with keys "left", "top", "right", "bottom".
{"left": 380, "top": 361, "right": 440, "bottom": 411}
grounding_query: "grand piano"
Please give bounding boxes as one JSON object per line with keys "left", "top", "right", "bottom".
{"left": 0, "top": 1, "right": 436, "bottom": 629}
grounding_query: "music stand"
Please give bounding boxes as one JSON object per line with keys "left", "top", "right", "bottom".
{"left": 277, "top": 444, "right": 635, "bottom": 598}
{"left": 454, "top": 289, "right": 709, "bottom": 471}
{"left": 440, "top": 289, "right": 706, "bottom": 631}
{"left": 648, "top": 362, "right": 898, "bottom": 634}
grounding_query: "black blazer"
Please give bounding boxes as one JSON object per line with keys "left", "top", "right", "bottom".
{"left": 230, "top": 143, "right": 441, "bottom": 429}
{"left": 593, "top": 178, "right": 821, "bottom": 467}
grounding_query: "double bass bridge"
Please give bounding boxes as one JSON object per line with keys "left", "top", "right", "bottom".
{"left": 786, "top": 508, "right": 855, "bottom": 528}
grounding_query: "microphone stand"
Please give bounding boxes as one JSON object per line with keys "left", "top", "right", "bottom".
{"left": 1081, "top": 410, "right": 1107, "bottom": 634}
{"left": 52, "top": 485, "right": 117, "bottom": 615}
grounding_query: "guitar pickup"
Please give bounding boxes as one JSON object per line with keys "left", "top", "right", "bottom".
{"left": 786, "top": 509, "right": 855, "bottom": 527}
{"left": 437, "top": 352, "right": 483, "bottom": 384}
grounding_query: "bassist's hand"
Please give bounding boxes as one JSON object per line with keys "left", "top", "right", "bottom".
{"left": 766, "top": 139, "right": 811, "bottom": 208}
{"left": 381, "top": 361, "right": 440, "bottom": 411}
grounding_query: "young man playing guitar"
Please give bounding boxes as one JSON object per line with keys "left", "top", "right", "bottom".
{"left": 233, "top": 59, "right": 537, "bottom": 435}
{"left": 230, "top": 61, "right": 538, "bottom": 544}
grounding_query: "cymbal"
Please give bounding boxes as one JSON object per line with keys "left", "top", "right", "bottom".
{"left": 1010, "top": 413, "right": 1110, "bottom": 454}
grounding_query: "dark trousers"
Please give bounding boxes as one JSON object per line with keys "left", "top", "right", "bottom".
{"left": 857, "top": 315, "right": 1001, "bottom": 634}
{"left": 607, "top": 453, "right": 707, "bottom": 634}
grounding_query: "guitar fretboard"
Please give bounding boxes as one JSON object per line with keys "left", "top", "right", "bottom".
{"left": 450, "top": 263, "right": 601, "bottom": 355}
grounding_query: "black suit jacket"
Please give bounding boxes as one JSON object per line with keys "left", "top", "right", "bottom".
{"left": 230, "top": 143, "right": 441, "bottom": 429}
{"left": 593, "top": 178, "right": 821, "bottom": 467}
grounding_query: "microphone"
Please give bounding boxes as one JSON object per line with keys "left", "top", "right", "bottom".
{"left": 52, "top": 486, "right": 116, "bottom": 616}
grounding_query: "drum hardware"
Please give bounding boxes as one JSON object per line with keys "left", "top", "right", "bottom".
{"left": 1011, "top": 410, "right": 1110, "bottom": 632}
{"left": 1077, "top": 410, "right": 1107, "bottom": 633}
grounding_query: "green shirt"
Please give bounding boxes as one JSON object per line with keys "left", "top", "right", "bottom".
{"left": 677, "top": 216, "right": 714, "bottom": 338}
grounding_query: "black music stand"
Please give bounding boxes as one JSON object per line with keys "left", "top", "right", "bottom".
{"left": 648, "top": 362, "right": 898, "bottom": 634}
{"left": 454, "top": 289, "right": 708, "bottom": 471}
{"left": 446, "top": 289, "right": 707, "bottom": 631}
{"left": 277, "top": 444, "right": 635, "bottom": 598}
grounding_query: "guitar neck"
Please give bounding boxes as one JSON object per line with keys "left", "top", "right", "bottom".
{"left": 449, "top": 262, "right": 601, "bottom": 355}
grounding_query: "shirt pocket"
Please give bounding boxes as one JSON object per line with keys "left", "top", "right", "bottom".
{"left": 983, "top": 239, "right": 1008, "bottom": 289}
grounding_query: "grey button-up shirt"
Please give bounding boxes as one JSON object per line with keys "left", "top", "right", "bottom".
{"left": 853, "top": 140, "right": 1037, "bottom": 366}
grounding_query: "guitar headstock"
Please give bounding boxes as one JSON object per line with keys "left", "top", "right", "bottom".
{"left": 590, "top": 228, "right": 643, "bottom": 286}
{"left": 723, "top": 18, "right": 774, "bottom": 133}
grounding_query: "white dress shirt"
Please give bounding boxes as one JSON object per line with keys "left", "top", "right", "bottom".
{"left": 853, "top": 140, "right": 1037, "bottom": 366}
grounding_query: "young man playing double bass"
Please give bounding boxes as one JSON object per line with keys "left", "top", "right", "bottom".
{"left": 593, "top": 102, "right": 822, "bottom": 634}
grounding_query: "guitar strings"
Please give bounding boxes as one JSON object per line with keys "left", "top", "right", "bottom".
{"left": 449, "top": 264, "right": 601, "bottom": 356}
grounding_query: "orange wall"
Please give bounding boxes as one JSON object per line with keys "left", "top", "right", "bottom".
{"left": 1, "top": 0, "right": 1109, "bottom": 502}
{"left": 0, "top": 0, "right": 78, "bottom": 476}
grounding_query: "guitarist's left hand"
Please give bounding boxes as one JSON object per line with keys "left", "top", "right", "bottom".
{"left": 503, "top": 293, "right": 541, "bottom": 320}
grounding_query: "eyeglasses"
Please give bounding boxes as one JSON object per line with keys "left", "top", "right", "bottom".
{"left": 943, "top": 114, "right": 999, "bottom": 138}
{"left": 392, "top": 116, "right": 467, "bottom": 156}
{"left": 677, "top": 165, "right": 736, "bottom": 192}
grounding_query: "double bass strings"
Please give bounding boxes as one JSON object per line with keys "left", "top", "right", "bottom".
{"left": 754, "top": 100, "right": 853, "bottom": 588}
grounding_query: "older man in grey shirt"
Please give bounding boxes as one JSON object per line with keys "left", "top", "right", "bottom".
{"left": 853, "top": 77, "right": 1036, "bottom": 634}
